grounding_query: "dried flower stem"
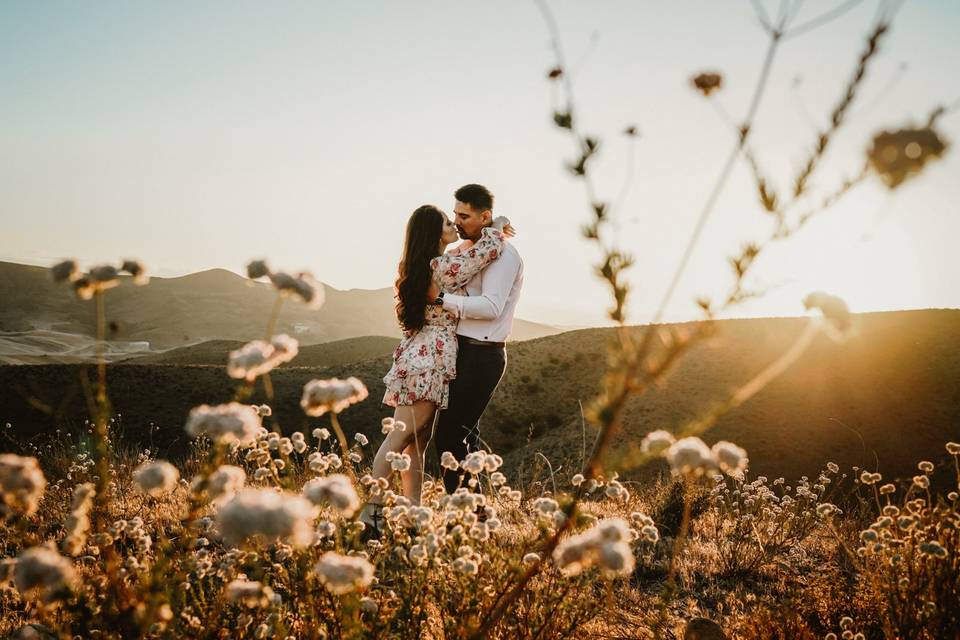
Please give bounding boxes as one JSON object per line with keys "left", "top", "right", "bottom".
{"left": 666, "top": 479, "right": 693, "bottom": 586}
{"left": 329, "top": 413, "right": 355, "bottom": 481}
{"left": 91, "top": 291, "right": 112, "bottom": 510}
{"left": 653, "top": 28, "right": 781, "bottom": 327}
{"left": 264, "top": 294, "right": 284, "bottom": 341}
{"left": 472, "top": 4, "right": 902, "bottom": 637}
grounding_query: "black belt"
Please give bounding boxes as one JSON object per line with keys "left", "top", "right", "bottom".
{"left": 458, "top": 336, "right": 505, "bottom": 348}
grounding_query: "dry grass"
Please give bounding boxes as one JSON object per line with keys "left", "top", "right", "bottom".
{"left": 2, "top": 415, "right": 958, "bottom": 638}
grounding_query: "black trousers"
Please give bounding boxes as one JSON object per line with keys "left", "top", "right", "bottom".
{"left": 434, "top": 337, "right": 507, "bottom": 494}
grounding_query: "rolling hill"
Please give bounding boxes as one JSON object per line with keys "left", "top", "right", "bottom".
{"left": 128, "top": 335, "right": 401, "bottom": 368}
{"left": 0, "top": 260, "right": 559, "bottom": 362}
{"left": 1, "top": 309, "right": 957, "bottom": 488}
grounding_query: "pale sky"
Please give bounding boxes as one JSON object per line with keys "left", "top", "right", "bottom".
{"left": 1, "top": 1, "right": 958, "bottom": 327}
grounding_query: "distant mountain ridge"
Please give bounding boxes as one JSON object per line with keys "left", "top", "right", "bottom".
{"left": 0, "top": 260, "right": 560, "bottom": 360}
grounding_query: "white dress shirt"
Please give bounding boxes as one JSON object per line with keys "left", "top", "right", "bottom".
{"left": 441, "top": 240, "right": 523, "bottom": 342}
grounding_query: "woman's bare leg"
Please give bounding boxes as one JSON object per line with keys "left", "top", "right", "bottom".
{"left": 368, "top": 400, "right": 436, "bottom": 504}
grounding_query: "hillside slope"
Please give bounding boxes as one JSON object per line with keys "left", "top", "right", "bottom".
{"left": 1, "top": 310, "right": 957, "bottom": 485}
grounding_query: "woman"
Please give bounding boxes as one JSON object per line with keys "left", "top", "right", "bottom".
{"left": 359, "top": 204, "right": 511, "bottom": 533}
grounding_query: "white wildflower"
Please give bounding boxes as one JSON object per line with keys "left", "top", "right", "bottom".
{"left": 226, "top": 579, "right": 275, "bottom": 608}
{"left": 120, "top": 259, "right": 149, "bottom": 285}
{"left": 390, "top": 454, "right": 411, "bottom": 472}
{"left": 307, "top": 453, "right": 328, "bottom": 474}
{"left": 269, "top": 334, "right": 299, "bottom": 364}
{"left": 13, "top": 547, "right": 76, "bottom": 601}
{"left": 860, "top": 529, "right": 879, "bottom": 545}
{"left": 640, "top": 430, "right": 675, "bottom": 455}
{"left": 301, "top": 378, "right": 369, "bottom": 416}
{"left": 303, "top": 474, "right": 360, "bottom": 517}
{"left": 133, "top": 460, "right": 180, "bottom": 497}
{"left": 228, "top": 336, "right": 299, "bottom": 382}
{"left": 71, "top": 275, "right": 96, "bottom": 299}
{"left": 314, "top": 552, "right": 375, "bottom": 594}
{"left": 440, "top": 451, "right": 459, "bottom": 471}
{"left": 604, "top": 480, "right": 629, "bottom": 501}
{"left": 61, "top": 483, "right": 95, "bottom": 556}
{"left": 919, "top": 542, "right": 948, "bottom": 559}
{"left": 354, "top": 433, "right": 369, "bottom": 446}
{"left": 533, "top": 497, "right": 559, "bottom": 515}
{"left": 227, "top": 340, "right": 273, "bottom": 381}
{"left": 408, "top": 545, "right": 428, "bottom": 566}
{"left": 453, "top": 556, "right": 480, "bottom": 575}
{"left": 803, "top": 291, "right": 851, "bottom": 333}
{"left": 665, "top": 437, "right": 718, "bottom": 477}
{"left": 208, "top": 465, "right": 247, "bottom": 503}
{"left": 553, "top": 517, "right": 635, "bottom": 578}
{"left": 595, "top": 518, "right": 631, "bottom": 543}
{"left": 461, "top": 451, "right": 487, "bottom": 475}
{"left": 51, "top": 259, "right": 79, "bottom": 283}
{"left": 216, "top": 489, "right": 317, "bottom": 547}
{"left": 641, "top": 525, "right": 660, "bottom": 543}
{"left": 712, "top": 441, "right": 748, "bottom": 475}
{"left": 484, "top": 453, "right": 503, "bottom": 472}
{"left": 817, "top": 503, "right": 840, "bottom": 518}
{"left": 88, "top": 264, "right": 119, "bottom": 286}
{"left": 469, "top": 523, "right": 490, "bottom": 541}
{"left": 269, "top": 270, "right": 325, "bottom": 309}
{"left": 246, "top": 259, "right": 270, "bottom": 280}
{"left": 0, "top": 454, "right": 47, "bottom": 517}
{"left": 185, "top": 403, "right": 261, "bottom": 446}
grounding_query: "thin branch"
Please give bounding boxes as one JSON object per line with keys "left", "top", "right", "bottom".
{"left": 610, "top": 131, "right": 639, "bottom": 225}
{"left": 789, "top": 20, "right": 889, "bottom": 201}
{"left": 784, "top": 0, "right": 866, "bottom": 39}
{"left": 652, "top": 29, "right": 782, "bottom": 325}
{"left": 852, "top": 61, "right": 908, "bottom": 119}
{"left": 750, "top": 0, "right": 774, "bottom": 31}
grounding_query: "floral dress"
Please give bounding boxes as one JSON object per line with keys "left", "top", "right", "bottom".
{"left": 382, "top": 227, "right": 506, "bottom": 409}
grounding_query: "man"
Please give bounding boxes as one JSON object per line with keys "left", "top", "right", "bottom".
{"left": 434, "top": 183, "right": 524, "bottom": 493}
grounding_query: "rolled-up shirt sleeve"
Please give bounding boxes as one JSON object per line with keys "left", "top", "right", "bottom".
{"left": 441, "top": 248, "right": 521, "bottom": 320}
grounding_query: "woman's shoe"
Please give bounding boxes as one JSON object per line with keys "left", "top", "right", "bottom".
{"left": 358, "top": 503, "right": 385, "bottom": 542}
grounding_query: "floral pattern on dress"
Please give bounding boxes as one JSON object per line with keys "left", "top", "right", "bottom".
{"left": 383, "top": 227, "right": 505, "bottom": 409}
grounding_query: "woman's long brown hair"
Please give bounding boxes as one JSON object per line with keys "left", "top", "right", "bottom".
{"left": 395, "top": 205, "right": 445, "bottom": 333}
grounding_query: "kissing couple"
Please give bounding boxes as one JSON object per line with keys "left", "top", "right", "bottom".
{"left": 359, "top": 184, "right": 523, "bottom": 536}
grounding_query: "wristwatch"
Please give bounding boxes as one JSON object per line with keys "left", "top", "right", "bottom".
{"left": 433, "top": 291, "right": 445, "bottom": 306}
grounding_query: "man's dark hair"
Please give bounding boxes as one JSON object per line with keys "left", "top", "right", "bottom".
{"left": 455, "top": 184, "right": 494, "bottom": 212}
